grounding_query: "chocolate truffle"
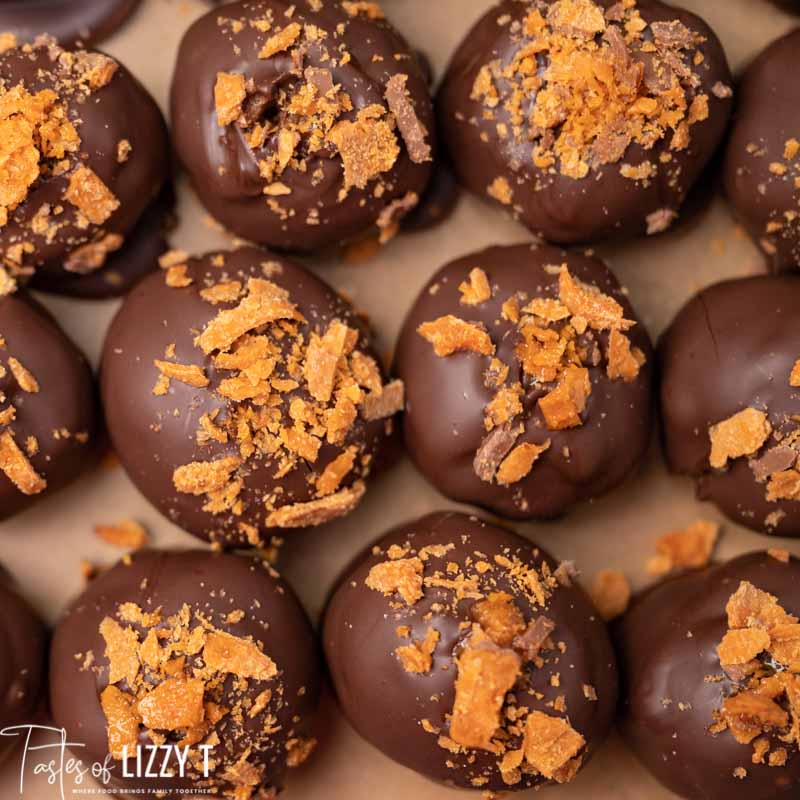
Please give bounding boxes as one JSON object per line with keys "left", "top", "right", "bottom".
{"left": 323, "top": 511, "right": 618, "bottom": 791}
{"left": 50, "top": 548, "right": 320, "bottom": 798}
{"left": 723, "top": 29, "right": 800, "bottom": 272}
{"left": 170, "top": 0, "right": 434, "bottom": 253}
{"left": 101, "top": 247, "right": 403, "bottom": 547}
{"left": 0, "top": 292, "right": 98, "bottom": 520}
{"left": 617, "top": 550, "right": 800, "bottom": 799}
{"left": 0, "top": 38, "right": 169, "bottom": 291}
{"left": 29, "top": 182, "right": 175, "bottom": 299}
{"left": 660, "top": 275, "right": 800, "bottom": 537}
{"left": 0, "top": 1, "right": 141, "bottom": 48}
{"left": 438, "top": 0, "right": 733, "bottom": 244}
{"left": 0, "top": 566, "right": 47, "bottom": 763}
{"left": 394, "top": 243, "right": 653, "bottom": 521}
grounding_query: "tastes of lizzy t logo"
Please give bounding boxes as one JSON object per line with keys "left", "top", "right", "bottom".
{"left": 1, "top": 724, "right": 212, "bottom": 798}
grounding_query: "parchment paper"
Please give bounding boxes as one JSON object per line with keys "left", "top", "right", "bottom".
{"left": 2, "top": 1, "right": 799, "bottom": 798}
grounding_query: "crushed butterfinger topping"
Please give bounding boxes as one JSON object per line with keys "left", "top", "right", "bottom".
{"left": 459, "top": 268, "right": 492, "bottom": 306}
{"left": 0, "top": 430, "right": 46, "bottom": 495}
{"left": 91, "top": 585, "right": 308, "bottom": 793}
{"left": 0, "top": 328, "right": 91, "bottom": 495}
{"left": 364, "top": 528, "right": 590, "bottom": 785}
{"left": 153, "top": 256, "right": 403, "bottom": 543}
{"left": 94, "top": 519, "right": 150, "bottom": 550}
{"left": 709, "top": 408, "right": 772, "bottom": 469}
{"left": 418, "top": 260, "right": 645, "bottom": 498}
{"left": 450, "top": 629, "right": 522, "bottom": 749}
{"left": 646, "top": 519, "right": 719, "bottom": 576}
{"left": 395, "top": 627, "right": 439, "bottom": 674}
{"left": 467, "top": 0, "right": 724, "bottom": 201}
{"left": 710, "top": 575, "right": 800, "bottom": 767}
{"left": 418, "top": 315, "right": 494, "bottom": 357}
{"left": 64, "top": 166, "right": 120, "bottom": 225}
{"left": 589, "top": 569, "right": 630, "bottom": 621}
{"left": 214, "top": 72, "right": 247, "bottom": 127}
{"left": 204, "top": 6, "right": 433, "bottom": 233}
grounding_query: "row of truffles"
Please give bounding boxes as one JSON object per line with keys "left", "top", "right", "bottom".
{"left": 2, "top": 515, "right": 797, "bottom": 798}
{"left": 2, "top": 0, "right": 800, "bottom": 298}
{"left": 8, "top": 243, "right": 800, "bottom": 541}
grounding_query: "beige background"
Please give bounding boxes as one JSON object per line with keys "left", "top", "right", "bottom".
{"left": 2, "top": 0, "right": 800, "bottom": 797}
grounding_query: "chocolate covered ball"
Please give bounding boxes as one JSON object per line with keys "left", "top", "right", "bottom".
{"left": 723, "top": 29, "right": 800, "bottom": 272}
{"left": 660, "top": 275, "right": 800, "bottom": 537}
{"left": 323, "top": 511, "right": 618, "bottom": 791}
{"left": 101, "top": 247, "right": 403, "bottom": 547}
{"left": 394, "top": 243, "right": 653, "bottom": 521}
{"left": 0, "top": 1, "right": 141, "bottom": 48}
{"left": 438, "top": 0, "right": 733, "bottom": 244}
{"left": 0, "top": 292, "right": 98, "bottom": 519}
{"left": 0, "top": 566, "right": 47, "bottom": 762}
{"left": 0, "top": 39, "right": 168, "bottom": 291}
{"left": 50, "top": 548, "right": 320, "bottom": 798}
{"left": 170, "top": 0, "right": 434, "bottom": 253}
{"left": 617, "top": 550, "right": 800, "bottom": 799}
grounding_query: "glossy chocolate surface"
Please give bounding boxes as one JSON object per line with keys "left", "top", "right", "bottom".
{"left": 437, "top": 0, "right": 733, "bottom": 244}
{"left": 0, "top": 567, "right": 47, "bottom": 763}
{"left": 0, "top": 0, "right": 141, "bottom": 47}
{"left": 0, "top": 292, "right": 98, "bottom": 519}
{"left": 101, "top": 247, "right": 397, "bottom": 547}
{"left": 723, "top": 28, "right": 800, "bottom": 272}
{"left": 660, "top": 275, "right": 800, "bottom": 536}
{"left": 394, "top": 243, "right": 654, "bottom": 521}
{"left": 0, "top": 41, "right": 168, "bottom": 283}
{"left": 50, "top": 548, "right": 320, "bottom": 798}
{"left": 170, "top": 0, "right": 435, "bottom": 253}
{"left": 323, "top": 511, "right": 618, "bottom": 791}
{"left": 617, "top": 551, "right": 800, "bottom": 799}
{"left": 30, "top": 183, "right": 175, "bottom": 299}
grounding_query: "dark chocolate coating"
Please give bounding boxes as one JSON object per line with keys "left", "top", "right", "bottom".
{"left": 49, "top": 548, "right": 320, "bottom": 798}
{"left": 0, "top": 566, "right": 48, "bottom": 763}
{"left": 437, "top": 0, "right": 733, "bottom": 245}
{"left": 617, "top": 551, "right": 800, "bottom": 799}
{"left": 323, "top": 511, "right": 618, "bottom": 791}
{"left": 101, "top": 247, "right": 395, "bottom": 547}
{"left": 401, "top": 157, "right": 461, "bottom": 234}
{"left": 660, "top": 275, "right": 800, "bottom": 537}
{"left": 0, "top": 292, "right": 98, "bottom": 519}
{"left": 29, "top": 182, "right": 175, "bottom": 299}
{"left": 0, "top": 0, "right": 141, "bottom": 47}
{"left": 0, "top": 42, "right": 168, "bottom": 279}
{"left": 394, "top": 243, "right": 654, "bottom": 521}
{"left": 170, "top": 0, "right": 434, "bottom": 253}
{"left": 723, "top": 29, "right": 800, "bottom": 272}
{"left": 769, "top": 1, "right": 800, "bottom": 12}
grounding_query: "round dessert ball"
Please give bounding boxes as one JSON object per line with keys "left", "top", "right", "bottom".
{"left": 50, "top": 549, "right": 320, "bottom": 798}
{"left": 170, "top": 0, "right": 434, "bottom": 253}
{"left": 0, "top": 38, "right": 169, "bottom": 292}
{"left": 0, "top": 1, "right": 141, "bottom": 48}
{"left": 723, "top": 29, "right": 800, "bottom": 272}
{"left": 323, "top": 511, "right": 618, "bottom": 791}
{"left": 0, "top": 292, "right": 98, "bottom": 520}
{"left": 660, "top": 275, "right": 800, "bottom": 537}
{"left": 101, "top": 246, "right": 404, "bottom": 547}
{"left": 617, "top": 550, "right": 800, "bottom": 799}
{"left": 29, "top": 183, "right": 175, "bottom": 300}
{"left": 394, "top": 243, "right": 654, "bottom": 521}
{"left": 0, "top": 565, "right": 47, "bottom": 763}
{"left": 438, "top": 0, "right": 733, "bottom": 244}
